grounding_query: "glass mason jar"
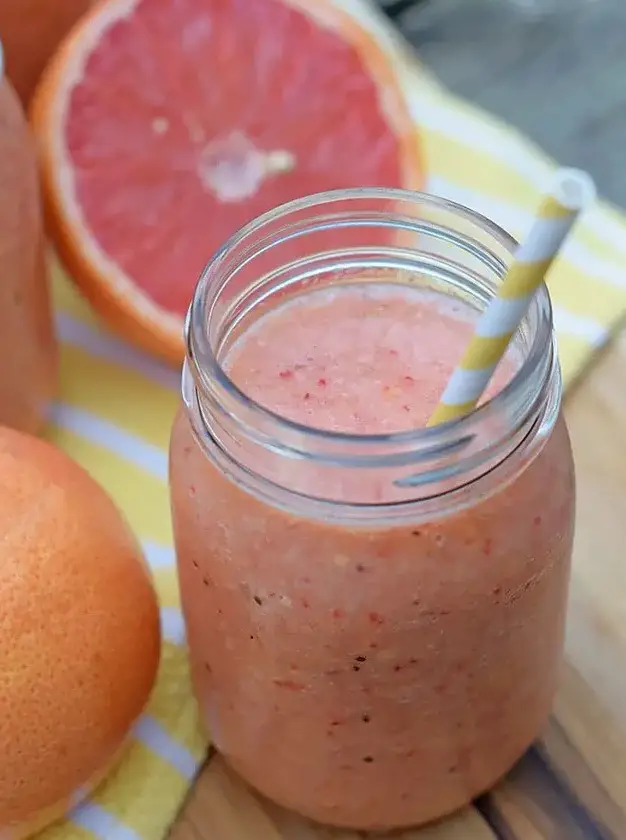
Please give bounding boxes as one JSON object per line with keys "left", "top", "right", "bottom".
{"left": 170, "top": 189, "right": 575, "bottom": 830}
{"left": 0, "top": 51, "right": 57, "bottom": 434}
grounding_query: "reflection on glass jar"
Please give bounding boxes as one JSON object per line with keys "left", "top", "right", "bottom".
{"left": 169, "top": 188, "right": 575, "bottom": 830}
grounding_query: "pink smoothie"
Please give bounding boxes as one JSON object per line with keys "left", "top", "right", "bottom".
{"left": 170, "top": 282, "right": 574, "bottom": 829}
{"left": 225, "top": 283, "right": 504, "bottom": 434}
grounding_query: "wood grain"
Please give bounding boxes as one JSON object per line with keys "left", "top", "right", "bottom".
{"left": 168, "top": 331, "right": 626, "bottom": 839}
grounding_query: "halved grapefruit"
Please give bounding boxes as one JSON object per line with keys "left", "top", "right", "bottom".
{"left": 32, "top": 0, "right": 423, "bottom": 365}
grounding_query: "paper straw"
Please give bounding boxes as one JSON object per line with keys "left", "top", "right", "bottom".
{"left": 427, "top": 168, "right": 596, "bottom": 427}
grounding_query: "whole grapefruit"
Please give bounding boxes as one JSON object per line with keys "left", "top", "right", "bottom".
{"left": 0, "top": 0, "right": 92, "bottom": 105}
{"left": 0, "top": 427, "right": 161, "bottom": 838}
{"left": 31, "top": 0, "right": 423, "bottom": 365}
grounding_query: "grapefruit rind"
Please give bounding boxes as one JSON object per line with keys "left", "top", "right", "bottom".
{"left": 31, "top": 0, "right": 188, "bottom": 364}
{"left": 2, "top": 739, "right": 129, "bottom": 840}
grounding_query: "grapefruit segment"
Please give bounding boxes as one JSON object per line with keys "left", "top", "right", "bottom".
{"left": 32, "top": 0, "right": 423, "bottom": 364}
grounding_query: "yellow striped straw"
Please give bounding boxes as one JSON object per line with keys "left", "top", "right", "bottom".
{"left": 428, "top": 167, "right": 597, "bottom": 427}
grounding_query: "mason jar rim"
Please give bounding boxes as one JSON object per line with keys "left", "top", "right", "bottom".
{"left": 185, "top": 187, "right": 555, "bottom": 473}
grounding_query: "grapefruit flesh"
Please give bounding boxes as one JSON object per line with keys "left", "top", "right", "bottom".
{"left": 0, "top": 427, "right": 161, "bottom": 837}
{"left": 32, "top": 0, "right": 422, "bottom": 363}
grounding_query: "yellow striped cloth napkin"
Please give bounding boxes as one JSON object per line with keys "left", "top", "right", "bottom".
{"left": 38, "top": 2, "right": 626, "bottom": 840}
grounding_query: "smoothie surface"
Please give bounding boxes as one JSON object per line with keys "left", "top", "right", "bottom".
{"left": 224, "top": 283, "right": 485, "bottom": 434}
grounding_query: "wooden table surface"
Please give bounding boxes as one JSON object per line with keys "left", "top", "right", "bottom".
{"left": 169, "top": 327, "right": 626, "bottom": 840}
{"left": 169, "top": 4, "right": 626, "bottom": 837}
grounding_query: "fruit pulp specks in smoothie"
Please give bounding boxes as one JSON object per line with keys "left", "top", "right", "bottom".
{"left": 224, "top": 282, "right": 514, "bottom": 439}
{"left": 171, "top": 278, "right": 574, "bottom": 829}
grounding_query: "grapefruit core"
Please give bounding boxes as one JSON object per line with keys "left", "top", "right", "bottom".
{"left": 31, "top": 0, "right": 423, "bottom": 365}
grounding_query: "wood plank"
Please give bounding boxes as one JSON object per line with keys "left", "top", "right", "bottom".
{"left": 169, "top": 753, "right": 284, "bottom": 840}
{"left": 172, "top": 754, "right": 495, "bottom": 840}
{"left": 482, "top": 330, "right": 626, "bottom": 838}
{"left": 556, "top": 328, "right": 626, "bottom": 820}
